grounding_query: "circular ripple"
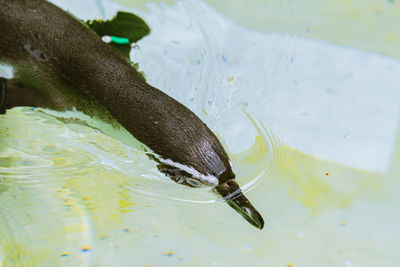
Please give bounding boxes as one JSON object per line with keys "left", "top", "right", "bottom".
{"left": 123, "top": 109, "right": 281, "bottom": 205}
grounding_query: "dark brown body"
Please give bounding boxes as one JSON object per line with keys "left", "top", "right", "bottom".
{"left": 0, "top": 0, "right": 264, "bottom": 229}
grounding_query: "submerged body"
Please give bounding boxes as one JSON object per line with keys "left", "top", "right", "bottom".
{"left": 0, "top": 0, "right": 264, "bottom": 229}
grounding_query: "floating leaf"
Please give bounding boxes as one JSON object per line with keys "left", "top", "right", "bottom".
{"left": 86, "top": 12, "right": 150, "bottom": 62}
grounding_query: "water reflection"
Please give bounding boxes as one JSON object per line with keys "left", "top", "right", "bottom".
{"left": 1, "top": 0, "right": 400, "bottom": 266}
{"left": 0, "top": 105, "right": 270, "bottom": 265}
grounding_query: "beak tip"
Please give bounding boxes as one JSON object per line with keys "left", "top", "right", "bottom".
{"left": 255, "top": 214, "right": 265, "bottom": 230}
{"left": 258, "top": 217, "right": 264, "bottom": 230}
{"left": 234, "top": 201, "right": 265, "bottom": 230}
{"left": 215, "top": 179, "right": 265, "bottom": 230}
{"left": 248, "top": 208, "right": 265, "bottom": 230}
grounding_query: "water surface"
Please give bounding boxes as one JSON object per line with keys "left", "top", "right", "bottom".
{"left": 1, "top": 0, "right": 400, "bottom": 266}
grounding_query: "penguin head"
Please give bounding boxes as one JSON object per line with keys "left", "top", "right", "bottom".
{"left": 154, "top": 153, "right": 265, "bottom": 230}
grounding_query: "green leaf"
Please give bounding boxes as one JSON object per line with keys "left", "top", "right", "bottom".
{"left": 87, "top": 11, "right": 150, "bottom": 42}
{"left": 86, "top": 12, "right": 150, "bottom": 61}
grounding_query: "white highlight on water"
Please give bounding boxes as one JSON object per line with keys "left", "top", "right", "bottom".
{"left": 130, "top": 0, "right": 400, "bottom": 173}
{"left": 47, "top": 0, "right": 400, "bottom": 173}
{"left": 0, "top": 63, "right": 14, "bottom": 79}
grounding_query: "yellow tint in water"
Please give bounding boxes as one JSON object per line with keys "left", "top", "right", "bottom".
{"left": 2, "top": 0, "right": 400, "bottom": 265}
{"left": 278, "top": 148, "right": 384, "bottom": 213}
{"left": 1, "top": 105, "right": 399, "bottom": 266}
{"left": 229, "top": 117, "right": 384, "bottom": 214}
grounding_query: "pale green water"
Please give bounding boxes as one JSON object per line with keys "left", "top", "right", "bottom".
{"left": 1, "top": 0, "right": 400, "bottom": 266}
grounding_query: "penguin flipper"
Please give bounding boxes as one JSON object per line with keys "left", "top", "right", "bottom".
{"left": 2, "top": 78, "right": 48, "bottom": 110}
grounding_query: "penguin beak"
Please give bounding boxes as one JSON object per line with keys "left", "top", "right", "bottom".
{"left": 214, "top": 179, "right": 265, "bottom": 230}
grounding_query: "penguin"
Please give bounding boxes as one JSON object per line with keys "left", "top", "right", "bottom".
{"left": 0, "top": 0, "right": 264, "bottom": 229}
